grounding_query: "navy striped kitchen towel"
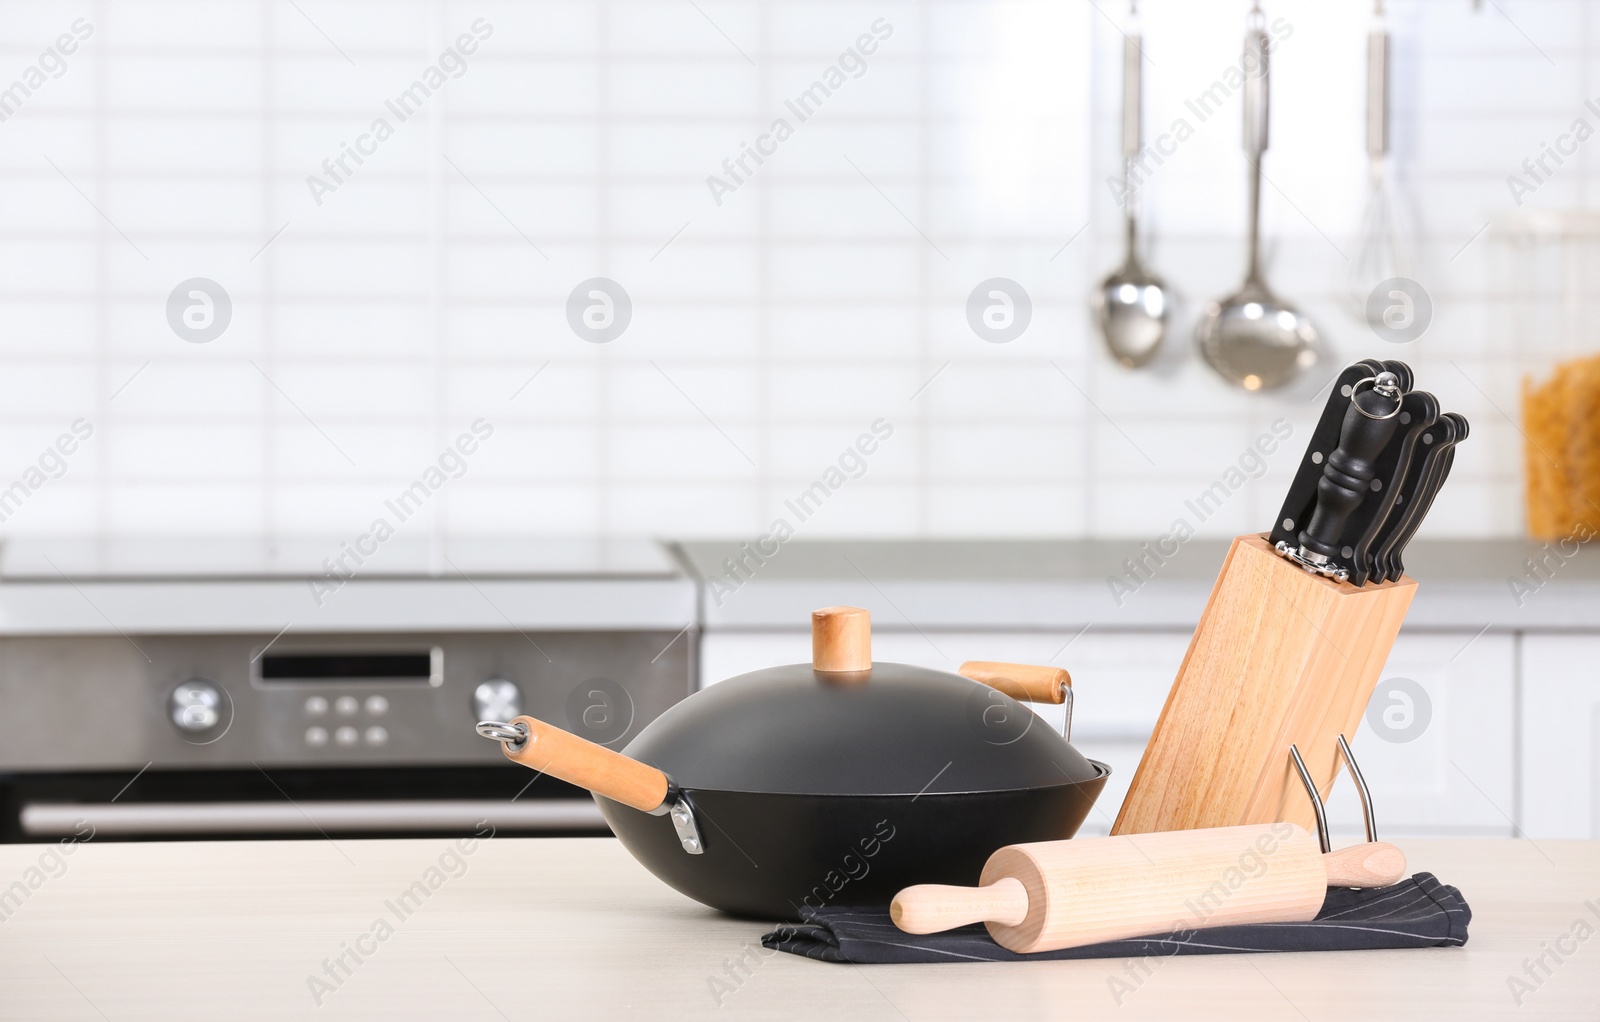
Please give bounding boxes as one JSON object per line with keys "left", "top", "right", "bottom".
{"left": 762, "top": 872, "right": 1469, "bottom": 963}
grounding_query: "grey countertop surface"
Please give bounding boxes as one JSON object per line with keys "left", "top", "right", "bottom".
{"left": 674, "top": 538, "right": 1600, "bottom": 631}
{"left": 0, "top": 536, "right": 697, "bottom": 634}
{"left": 0, "top": 536, "right": 1588, "bottom": 635}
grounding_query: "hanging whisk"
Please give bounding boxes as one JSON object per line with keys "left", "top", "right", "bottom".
{"left": 1344, "top": 1, "right": 1414, "bottom": 323}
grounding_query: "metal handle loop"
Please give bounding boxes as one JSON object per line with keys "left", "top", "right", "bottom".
{"left": 476, "top": 720, "right": 528, "bottom": 750}
{"left": 1349, "top": 374, "right": 1403, "bottom": 420}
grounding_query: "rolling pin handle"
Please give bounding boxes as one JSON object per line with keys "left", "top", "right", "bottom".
{"left": 890, "top": 877, "right": 1030, "bottom": 935}
{"left": 1323, "top": 841, "right": 1407, "bottom": 888}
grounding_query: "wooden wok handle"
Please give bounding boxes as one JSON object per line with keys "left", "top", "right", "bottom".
{"left": 959, "top": 661, "right": 1070, "bottom": 704}
{"left": 1323, "top": 841, "right": 1406, "bottom": 888}
{"left": 892, "top": 877, "right": 1028, "bottom": 934}
{"left": 499, "top": 715, "right": 669, "bottom": 813}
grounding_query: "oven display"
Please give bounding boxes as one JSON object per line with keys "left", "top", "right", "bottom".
{"left": 259, "top": 650, "right": 441, "bottom": 685}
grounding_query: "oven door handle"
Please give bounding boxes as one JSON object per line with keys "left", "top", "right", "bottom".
{"left": 20, "top": 799, "right": 606, "bottom": 837}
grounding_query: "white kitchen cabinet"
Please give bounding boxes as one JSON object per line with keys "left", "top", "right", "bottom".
{"left": 698, "top": 632, "right": 814, "bottom": 687}
{"left": 1520, "top": 635, "right": 1600, "bottom": 839}
{"left": 1323, "top": 632, "right": 1516, "bottom": 840}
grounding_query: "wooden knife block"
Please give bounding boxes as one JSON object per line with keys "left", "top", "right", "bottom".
{"left": 1111, "top": 534, "right": 1417, "bottom": 836}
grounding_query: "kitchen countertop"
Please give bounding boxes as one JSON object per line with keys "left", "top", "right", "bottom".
{"left": 0, "top": 536, "right": 1589, "bottom": 635}
{"left": 1, "top": 837, "right": 1594, "bottom": 1020}
{"left": 675, "top": 538, "right": 1600, "bottom": 631}
{"left": 0, "top": 536, "right": 696, "bottom": 635}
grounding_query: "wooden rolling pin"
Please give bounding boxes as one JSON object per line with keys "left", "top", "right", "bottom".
{"left": 891, "top": 824, "right": 1405, "bottom": 953}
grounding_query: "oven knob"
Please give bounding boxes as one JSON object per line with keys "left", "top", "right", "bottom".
{"left": 170, "top": 680, "right": 222, "bottom": 732}
{"left": 473, "top": 678, "right": 521, "bottom": 721}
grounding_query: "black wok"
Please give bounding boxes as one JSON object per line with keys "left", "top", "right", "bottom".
{"left": 478, "top": 606, "right": 1108, "bottom": 919}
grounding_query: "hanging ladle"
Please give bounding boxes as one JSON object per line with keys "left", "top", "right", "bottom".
{"left": 1196, "top": 3, "right": 1319, "bottom": 392}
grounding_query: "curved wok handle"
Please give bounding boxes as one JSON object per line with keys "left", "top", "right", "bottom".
{"left": 498, "top": 715, "right": 669, "bottom": 813}
{"left": 959, "top": 662, "right": 1070, "bottom": 705}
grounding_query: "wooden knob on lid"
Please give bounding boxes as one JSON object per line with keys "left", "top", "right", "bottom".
{"left": 812, "top": 606, "right": 871, "bottom": 672}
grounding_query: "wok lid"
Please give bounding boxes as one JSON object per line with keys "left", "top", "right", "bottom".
{"left": 623, "top": 608, "right": 1103, "bottom": 797}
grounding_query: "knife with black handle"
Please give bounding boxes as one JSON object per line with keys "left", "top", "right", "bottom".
{"left": 1376, "top": 412, "right": 1467, "bottom": 582}
{"left": 1367, "top": 439, "right": 1435, "bottom": 584}
{"left": 1276, "top": 370, "right": 1405, "bottom": 582}
{"left": 1393, "top": 439, "right": 1460, "bottom": 581}
{"left": 1268, "top": 360, "right": 1392, "bottom": 553}
{"left": 1367, "top": 411, "right": 1454, "bottom": 583}
{"left": 1341, "top": 389, "right": 1440, "bottom": 586}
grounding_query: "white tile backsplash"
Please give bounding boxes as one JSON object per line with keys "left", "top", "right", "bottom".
{"left": 0, "top": 0, "right": 1588, "bottom": 542}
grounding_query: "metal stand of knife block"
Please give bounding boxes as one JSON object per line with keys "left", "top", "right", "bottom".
{"left": 1111, "top": 533, "right": 1416, "bottom": 837}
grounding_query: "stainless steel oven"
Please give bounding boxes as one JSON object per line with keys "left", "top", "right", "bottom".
{"left": 0, "top": 538, "right": 697, "bottom": 842}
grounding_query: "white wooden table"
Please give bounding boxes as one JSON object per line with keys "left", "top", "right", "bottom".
{"left": 0, "top": 837, "right": 1594, "bottom": 1020}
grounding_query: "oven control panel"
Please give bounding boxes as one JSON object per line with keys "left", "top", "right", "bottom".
{"left": 295, "top": 690, "right": 395, "bottom": 750}
{"left": 0, "top": 630, "right": 694, "bottom": 770}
